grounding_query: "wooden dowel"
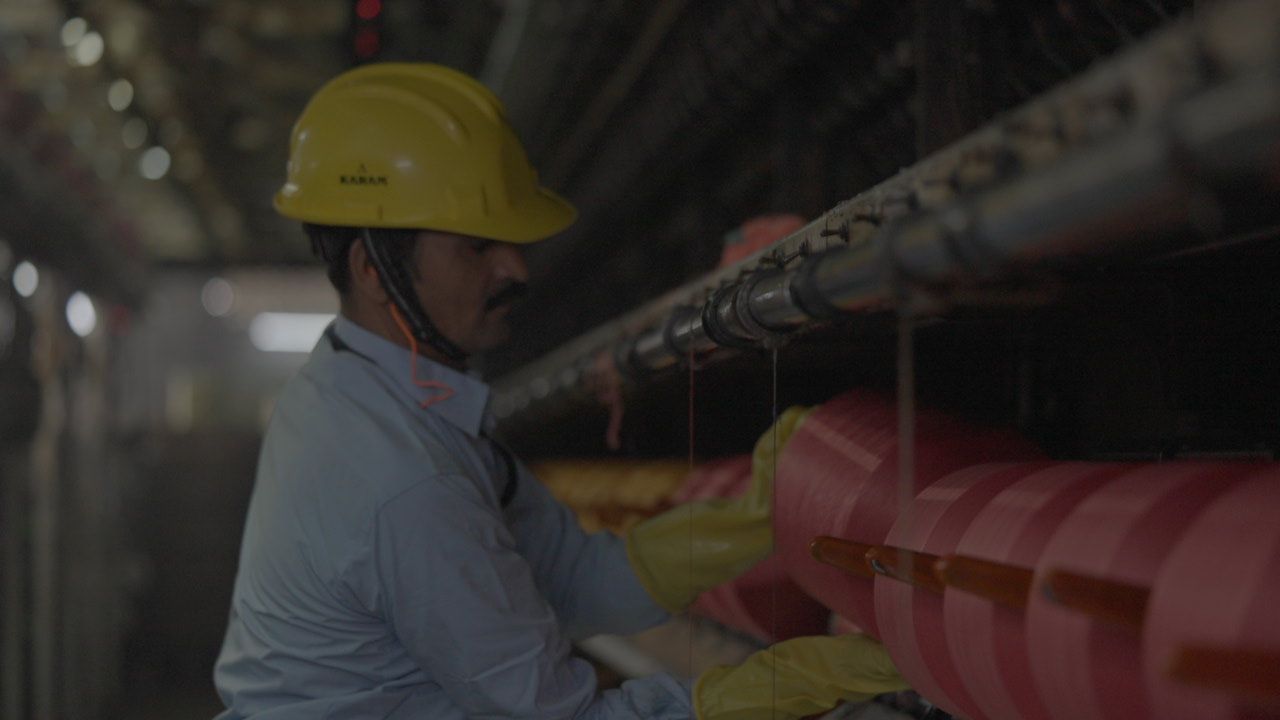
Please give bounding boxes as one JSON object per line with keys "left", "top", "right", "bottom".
{"left": 1167, "top": 645, "right": 1280, "bottom": 701}
{"left": 867, "top": 545, "right": 945, "bottom": 594}
{"left": 809, "top": 536, "right": 876, "bottom": 579}
{"left": 935, "top": 554, "right": 1035, "bottom": 609}
{"left": 1040, "top": 569, "right": 1150, "bottom": 630}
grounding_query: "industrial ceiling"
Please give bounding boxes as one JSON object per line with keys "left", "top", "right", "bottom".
{"left": 0, "top": 0, "right": 1189, "bottom": 369}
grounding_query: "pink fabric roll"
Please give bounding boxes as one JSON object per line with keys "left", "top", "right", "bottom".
{"left": 691, "top": 559, "right": 831, "bottom": 642}
{"left": 1143, "top": 472, "right": 1280, "bottom": 720}
{"left": 776, "top": 389, "right": 1041, "bottom": 637}
{"left": 944, "top": 463, "right": 1129, "bottom": 720}
{"left": 829, "top": 613, "right": 864, "bottom": 636}
{"left": 1026, "top": 463, "right": 1256, "bottom": 720}
{"left": 877, "top": 463, "right": 1052, "bottom": 719}
{"left": 677, "top": 456, "right": 830, "bottom": 642}
{"left": 675, "top": 456, "right": 751, "bottom": 503}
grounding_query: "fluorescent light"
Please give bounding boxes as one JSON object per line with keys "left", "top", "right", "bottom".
{"left": 107, "top": 79, "right": 134, "bottom": 111}
{"left": 61, "top": 17, "right": 88, "bottom": 47}
{"left": 249, "top": 312, "right": 333, "bottom": 353}
{"left": 122, "top": 117, "right": 147, "bottom": 149}
{"left": 75, "top": 31, "right": 105, "bottom": 66}
{"left": 201, "top": 277, "right": 235, "bottom": 317}
{"left": 66, "top": 291, "right": 97, "bottom": 337}
{"left": 139, "top": 146, "right": 171, "bottom": 180}
{"left": 13, "top": 261, "right": 38, "bottom": 297}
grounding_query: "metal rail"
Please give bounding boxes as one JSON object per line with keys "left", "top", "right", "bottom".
{"left": 492, "top": 0, "right": 1280, "bottom": 428}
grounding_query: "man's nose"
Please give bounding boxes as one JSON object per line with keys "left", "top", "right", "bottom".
{"left": 490, "top": 243, "right": 529, "bottom": 283}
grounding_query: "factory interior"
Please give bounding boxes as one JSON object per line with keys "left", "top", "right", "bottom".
{"left": 3, "top": 0, "right": 1280, "bottom": 718}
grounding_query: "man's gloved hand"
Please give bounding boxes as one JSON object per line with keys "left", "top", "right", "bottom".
{"left": 694, "top": 634, "right": 908, "bottom": 720}
{"left": 624, "top": 406, "right": 811, "bottom": 613}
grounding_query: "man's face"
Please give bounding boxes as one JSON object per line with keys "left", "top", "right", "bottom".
{"left": 409, "top": 230, "right": 530, "bottom": 357}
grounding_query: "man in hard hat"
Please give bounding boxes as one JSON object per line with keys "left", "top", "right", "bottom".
{"left": 214, "top": 63, "right": 904, "bottom": 720}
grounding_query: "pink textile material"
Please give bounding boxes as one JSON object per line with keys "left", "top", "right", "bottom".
{"left": 829, "top": 614, "right": 863, "bottom": 636}
{"left": 775, "top": 390, "right": 1041, "bottom": 638}
{"left": 1143, "top": 473, "right": 1280, "bottom": 720}
{"left": 1026, "top": 463, "right": 1254, "bottom": 720}
{"left": 718, "top": 214, "right": 806, "bottom": 268}
{"left": 676, "top": 456, "right": 829, "bottom": 643}
{"left": 876, "top": 463, "right": 1052, "bottom": 719}
{"left": 945, "top": 463, "right": 1125, "bottom": 720}
{"left": 587, "top": 351, "right": 625, "bottom": 451}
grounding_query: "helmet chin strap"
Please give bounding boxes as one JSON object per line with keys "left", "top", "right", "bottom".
{"left": 360, "top": 228, "right": 468, "bottom": 365}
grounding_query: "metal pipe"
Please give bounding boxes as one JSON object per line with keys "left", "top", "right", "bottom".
{"left": 662, "top": 305, "right": 711, "bottom": 359}
{"left": 744, "top": 270, "right": 806, "bottom": 332}
{"left": 492, "top": 1, "right": 1280, "bottom": 426}
{"left": 800, "top": 243, "right": 894, "bottom": 315}
{"left": 805, "top": 71, "right": 1280, "bottom": 309}
{"left": 628, "top": 328, "right": 672, "bottom": 374}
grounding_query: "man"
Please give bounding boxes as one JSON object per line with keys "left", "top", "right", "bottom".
{"left": 215, "top": 63, "right": 905, "bottom": 720}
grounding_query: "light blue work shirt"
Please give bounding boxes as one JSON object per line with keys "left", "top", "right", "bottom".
{"left": 214, "top": 316, "right": 692, "bottom": 719}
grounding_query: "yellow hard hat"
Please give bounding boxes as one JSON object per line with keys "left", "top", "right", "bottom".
{"left": 275, "top": 63, "right": 576, "bottom": 243}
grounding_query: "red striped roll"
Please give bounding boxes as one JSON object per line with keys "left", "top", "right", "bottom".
{"left": 677, "top": 456, "right": 830, "bottom": 642}
{"left": 829, "top": 613, "right": 864, "bottom": 636}
{"left": 675, "top": 456, "right": 752, "bottom": 503}
{"left": 776, "top": 389, "right": 1041, "bottom": 637}
{"left": 877, "top": 463, "right": 1053, "bottom": 718}
{"left": 1143, "top": 472, "right": 1280, "bottom": 720}
{"left": 691, "top": 556, "right": 832, "bottom": 642}
{"left": 1026, "top": 463, "right": 1256, "bottom": 720}
{"left": 944, "top": 463, "right": 1129, "bottom": 720}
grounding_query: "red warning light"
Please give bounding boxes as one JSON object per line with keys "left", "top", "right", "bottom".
{"left": 354, "top": 26, "right": 381, "bottom": 58}
{"left": 355, "top": 0, "right": 382, "bottom": 21}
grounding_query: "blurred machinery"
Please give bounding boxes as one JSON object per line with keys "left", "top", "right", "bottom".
{"left": 2, "top": 0, "right": 1280, "bottom": 719}
{"left": 497, "top": 2, "right": 1280, "bottom": 718}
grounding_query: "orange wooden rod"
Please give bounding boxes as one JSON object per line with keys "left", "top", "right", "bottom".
{"left": 809, "top": 536, "right": 876, "bottom": 579}
{"left": 935, "top": 554, "right": 1036, "bottom": 610}
{"left": 1040, "top": 569, "right": 1150, "bottom": 630}
{"left": 1167, "top": 645, "right": 1280, "bottom": 701}
{"left": 867, "top": 545, "right": 945, "bottom": 594}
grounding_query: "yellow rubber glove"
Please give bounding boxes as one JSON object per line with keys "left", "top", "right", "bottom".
{"left": 625, "top": 405, "right": 812, "bottom": 613}
{"left": 695, "top": 634, "right": 909, "bottom": 720}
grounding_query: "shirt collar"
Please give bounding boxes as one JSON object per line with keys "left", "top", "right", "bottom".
{"left": 331, "top": 315, "right": 491, "bottom": 438}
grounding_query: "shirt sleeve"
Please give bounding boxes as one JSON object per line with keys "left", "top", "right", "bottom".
{"left": 503, "top": 460, "right": 671, "bottom": 640}
{"left": 373, "top": 476, "right": 691, "bottom": 720}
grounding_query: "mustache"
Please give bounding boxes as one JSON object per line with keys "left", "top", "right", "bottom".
{"left": 485, "top": 281, "right": 530, "bottom": 311}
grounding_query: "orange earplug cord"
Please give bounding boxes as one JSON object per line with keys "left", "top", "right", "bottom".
{"left": 389, "top": 304, "right": 457, "bottom": 410}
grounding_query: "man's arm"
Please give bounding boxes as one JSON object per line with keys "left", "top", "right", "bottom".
{"left": 503, "top": 460, "right": 671, "bottom": 640}
{"left": 373, "top": 475, "right": 689, "bottom": 720}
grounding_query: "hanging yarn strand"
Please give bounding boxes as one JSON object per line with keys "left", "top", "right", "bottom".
{"left": 896, "top": 315, "right": 916, "bottom": 586}
{"left": 770, "top": 347, "right": 779, "bottom": 720}
{"left": 687, "top": 348, "right": 696, "bottom": 678}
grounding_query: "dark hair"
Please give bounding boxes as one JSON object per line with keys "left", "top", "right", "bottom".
{"left": 303, "top": 223, "right": 419, "bottom": 294}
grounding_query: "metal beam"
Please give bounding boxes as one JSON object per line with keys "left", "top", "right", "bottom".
{"left": 492, "top": 0, "right": 1280, "bottom": 431}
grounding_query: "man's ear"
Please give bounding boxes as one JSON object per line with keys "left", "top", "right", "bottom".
{"left": 347, "top": 237, "right": 390, "bottom": 305}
